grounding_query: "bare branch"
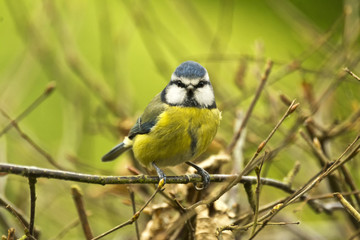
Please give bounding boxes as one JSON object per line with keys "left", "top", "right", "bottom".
{"left": 0, "top": 163, "right": 294, "bottom": 193}
{"left": 227, "top": 60, "right": 273, "bottom": 154}
{"left": 91, "top": 180, "right": 165, "bottom": 240}
{"left": 344, "top": 67, "right": 360, "bottom": 81}
{"left": 28, "top": 177, "right": 37, "bottom": 237}
{"left": 0, "top": 82, "right": 55, "bottom": 137}
{"left": 71, "top": 185, "right": 93, "bottom": 240}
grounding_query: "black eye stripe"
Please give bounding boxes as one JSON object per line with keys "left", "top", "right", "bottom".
{"left": 170, "top": 80, "right": 209, "bottom": 88}
{"left": 171, "top": 80, "right": 186, "bottom": 88}
{"left": 194, "top": 81, "right": 209, "bottom": 88}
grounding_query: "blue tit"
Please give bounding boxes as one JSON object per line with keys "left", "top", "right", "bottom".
{"left": 102, "top": 61, "right": 221, "bottom": 190}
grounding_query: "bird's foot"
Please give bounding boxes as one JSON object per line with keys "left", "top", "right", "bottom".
{"left": 152, "top": 162, "right": 166, "bottom": 189}
{"left": 186, "top": 161, "right": 210, "bottom": 190}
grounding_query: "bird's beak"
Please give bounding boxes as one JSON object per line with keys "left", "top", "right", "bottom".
{"left": 186, "top": 85, "right": 194, "bottom": 97}
{"left": 187, "top": 85, "right": 194, "bottom": 91}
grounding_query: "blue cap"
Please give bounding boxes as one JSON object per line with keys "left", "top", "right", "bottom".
{"left": 174, "top": 61, "right": 206, "bottom": 79}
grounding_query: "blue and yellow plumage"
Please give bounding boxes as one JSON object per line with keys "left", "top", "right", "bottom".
{"left": 102, "top": 61, "right": 221, "bottom": 189}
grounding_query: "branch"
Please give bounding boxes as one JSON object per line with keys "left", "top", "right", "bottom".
{"left": 0, "top": 82, "right": 55, "bottom": 137}
{"left": 227, "top": 60, "right": 273, "bottom": 154}
{"left": 71, "top": 186, "right": 93, "bottom": 239}
{"left": 0, "top": 197, "right": 40, "bottom": 238}
{"left": 28, "top": 177, "right": 37, "bottom": 237}
{"left": 92, "top": 180, "right": 165, "bottom": 240}
{"left": 344, "top": 67, "right": 360, "bottom": 81}
{"left": 0, "top": 163, "right": 294, "bottom": 193}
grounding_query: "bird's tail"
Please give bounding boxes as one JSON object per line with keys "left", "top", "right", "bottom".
{"left": 101, "top": 137, "right": 133, "bottom": 162}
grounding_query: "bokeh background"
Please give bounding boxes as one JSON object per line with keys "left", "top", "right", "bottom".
{"left": 1, "top": 0, "right": 360, "bottom": 239}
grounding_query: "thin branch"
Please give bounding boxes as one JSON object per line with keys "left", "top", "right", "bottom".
{"left": 250, "top": 151, "right": 268, "bottom": 237}
{"left": 0, "top": 163, "right": 295, "bottom": 193}
{"left": 71, "top": 185, "right": 93, "bottom": 240}
{"left": 188, "top": 99, "right": 298, "bottom": 212}
{"left": 7, "top": 228, "right": 16, "bottom": 240}
{"left": 0, "top": 82, "right": 55, "bottom": 137}
{"left": 28, "top": 177, "right": 37, "bottom": 237}
{"left": 0, "top": 197, "right": 30, "bottom": 231}
{"left": 4, "top": 202, "right": 37, "bottom": 240}
{"left": 334, "top": 193, "right": 360, "bottom": 222}
{"left": 249, "top": 134, "right": 360, "bottom": 238}
{"left": 128, "top": 186, "right": 140, "bottom": 240}
{"left": 344, "top": 67, "right": 360, "bottom": 81}
{"left": 227, "top": 60, "right": 273, "bottom": 154}
{"left": 0, "top": 109, "right": 66, "bottom": 170}
{"left": 91, "top": 180, "right": 165, "bottom": 240}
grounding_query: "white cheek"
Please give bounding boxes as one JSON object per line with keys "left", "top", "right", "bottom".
{"left": 195, "top": 85, "right": 215, "bottom": 107}
{"left": 165, "top": 86, "right": 186, "bottom": 105}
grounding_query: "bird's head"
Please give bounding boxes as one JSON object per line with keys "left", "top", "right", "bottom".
{"left": 161, "top": 61, "right": 216, "bottom": 109}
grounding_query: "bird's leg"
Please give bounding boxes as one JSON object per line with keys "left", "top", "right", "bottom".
{"left": 186, "top": 161, "right": 210, "bottom": 190}
{"left": 152, "top": 162, "right": 166, "bottom": 188}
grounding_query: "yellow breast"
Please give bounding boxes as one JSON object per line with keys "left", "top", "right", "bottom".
{"left": 132, "top": 106, "right": 221, "bottom": 167}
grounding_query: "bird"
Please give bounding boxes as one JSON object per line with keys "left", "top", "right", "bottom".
{"left": 102, "top": 61, "right": 221, "bottom": 190}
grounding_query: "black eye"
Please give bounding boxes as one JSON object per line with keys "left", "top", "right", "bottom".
{"left": 196, "top": 81, "right": 206, "bottom": 88}
{"left": 174, "top": 80, "right": 185, "bottom": 88}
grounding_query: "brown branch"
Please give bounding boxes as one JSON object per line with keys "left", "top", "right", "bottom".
{"left": 0, "top": 82, "right": 55, "bottom": 137}
{"left": 344, "top": 67, "right": 360, "bottom": 81}
{"left": 0, "top": 197, "right": 40, "bottom": 238}
{"left": 128, "top": 187, "right": 140, "bottom": 240}
{"left": 248, "top": 134, "right": 360, "bottom": 238}
{"left": 91, "top": 180, "right": 165, "bottom": 240}
{"left": 0, "top": 109, "right": 66, "bottom": 170}
{"left": 188, "top": 99, "right": 298, "bottom": 212}
{"left": 227, "top": 60, "right": 273, "bottom": 154}
{"left": 71, "top": 185, "right": 93, "bottom": 240}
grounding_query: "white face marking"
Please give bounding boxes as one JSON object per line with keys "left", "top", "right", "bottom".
{"left": 194, "top": 84, "right": 215, "bottom": 107}
{"left": 166, "top": 71, "right": 215, "bottom": 108}
{"left": 165, "top": 84, "right": 187, "bottom": 105}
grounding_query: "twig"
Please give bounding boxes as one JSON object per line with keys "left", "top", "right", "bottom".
{"left": 71, "top": 185, "right": 93, "bottom": 240}
{"left": 308, "top": 190, "right": 360, "bottom": 200}
{"left": 0, "top": 109, "right": 66, "bottom": 170}
{"left": 4, "top": 203, "right": 37, "bottom": 240}
{"left": 0, "top": 197, "right": 31, "bottom": 232}
{"left": 28, "top": 177, "right": 37, "bottom": 237}
{"left": 0, "top": 198, "right": 40, "bottom": 238}
{"left": 7, "top": 228, "right": 15, "bottom": 240}
{"left": 344, "top": 67, "right": 360, "bottom": 81}
{"left": 227, "top": 60, "right": 273, "bottom": 154}
{"left": 128, "top": 187, "right": 140, "bottom": 240}
{"left": 249, "top": 134, "right": 360, "bottom": 238}
{"left": 321, "top": 134, "right": 360, "bottom": 179}
{"left": 91, "top": 180, "right": 165, "bottom": 240}
{"left": 250, "top": 152, "right": 268, "bottom": 237}
{"left": 283, "top": 161, "right": 301, "bottom": 186}
{"left": 188, "top": 99, "right": 298, "bottom": 212}
{"left": 334, "top": 193, "right": 360, "bottom": 222}
{"left": 0, "top": 213, "right": 16, "bottom": 239}
{"left": 0, "top": 82, "right": 55, "bottom": 137}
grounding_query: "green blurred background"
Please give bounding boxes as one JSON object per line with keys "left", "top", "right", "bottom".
{"left": 1, "top": 0, "right": 359, "bottom": 239}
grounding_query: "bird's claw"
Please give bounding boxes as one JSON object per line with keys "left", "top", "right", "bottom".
{"left": 186, "top": 161, "right": 211, "bottom": 190}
